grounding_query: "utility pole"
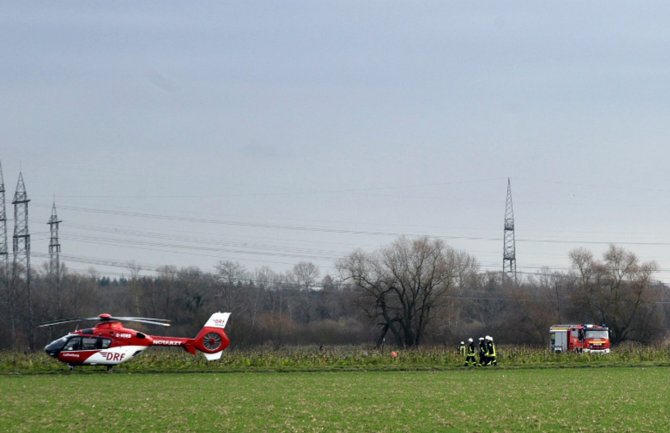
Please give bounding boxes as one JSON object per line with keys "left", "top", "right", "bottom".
{"left": 12, "top": 172, "right": 33, "bottom": 349}
{"left": 48, "top": 200, "right": 62, "bottom": 315}
{"left": 502, "top": 178, "right": 517, "bottom": 287}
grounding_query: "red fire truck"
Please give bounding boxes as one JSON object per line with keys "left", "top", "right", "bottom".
{"left": 549, "top": 324, "right": 611, "bottom": 354}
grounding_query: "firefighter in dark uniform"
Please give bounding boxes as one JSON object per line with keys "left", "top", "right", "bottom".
{"left": 465, "top": 338, "right": 477, "bottom": 367}
{"left": 458, "top": 341, "right": 466, "bottom": 358}
{"left": 478, "top": 337, "right": 488, "bottom": 366}
{"left": 485, "top": 335, "right": 497, "bottom": 366}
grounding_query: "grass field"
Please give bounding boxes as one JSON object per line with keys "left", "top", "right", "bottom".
{"left": 3, "top": 344, "right": 670, "bottom": 373}
{"left": 1, "top": 367, "right": 669, "bottom": 433}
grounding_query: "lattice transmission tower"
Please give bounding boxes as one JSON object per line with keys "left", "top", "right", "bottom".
{"left": 48, "top": 200, "right": 62, "bottom": 277}
{"left": 47, "top": 200, "right": 63, "bottom": 316}
{"left": 0, "top": 162, "right": 8, "bottom": 278}
{"left": 12, "top": 172, "right": 30, "bottom": 281}
{"left": 502, "top": 178, "right": 517, "bottom": 286}
{"left": 12, "top": 172, "right": 33, "bottom": 346}
{"left": 0, "top": 162, "right": 8, "bottom": 337}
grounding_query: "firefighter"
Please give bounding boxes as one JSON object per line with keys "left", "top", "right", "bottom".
{"left": 465, "top": 338, "right": 477, "bottom": 367}
{"left": 458, "top": 341, "right": 466, "bottom": 358}
{"left": 478, "top": 337, "right": 488, "bottom": 366}
{"left": 485, "top": 335, "right": 497, "bottom": 366}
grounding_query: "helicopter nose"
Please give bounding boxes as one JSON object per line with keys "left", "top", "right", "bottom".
{"left": 44, "top": 337, "right": 67, "bottom": 358}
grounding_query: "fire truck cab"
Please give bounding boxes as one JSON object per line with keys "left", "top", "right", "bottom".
{"left": 549, "top": 324, "right": 611, "bottom": 354}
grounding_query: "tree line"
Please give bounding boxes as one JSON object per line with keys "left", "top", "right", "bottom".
{"left": 1, "top": 237, "right": 669, "bottom": 351}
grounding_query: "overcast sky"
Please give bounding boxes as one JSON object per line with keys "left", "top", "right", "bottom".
{"left": 2, "top": 1, "right": 670, "bottom": 283}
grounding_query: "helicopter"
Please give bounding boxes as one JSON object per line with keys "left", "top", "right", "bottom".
{"left": 39, "top": 312, "right": 231, "bottom": 369}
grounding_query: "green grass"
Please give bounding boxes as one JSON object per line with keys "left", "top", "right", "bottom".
{"left": 1, "top": 368, "right": 669, "bottom": 432}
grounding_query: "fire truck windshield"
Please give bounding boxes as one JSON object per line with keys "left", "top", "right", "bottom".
{"left": 585, "top": 330, "right": 608, "bottom": 339}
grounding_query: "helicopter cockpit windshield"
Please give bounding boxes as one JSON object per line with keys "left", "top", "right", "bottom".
{"left": 44, "top": 336, "right": 69, "bottom": 357}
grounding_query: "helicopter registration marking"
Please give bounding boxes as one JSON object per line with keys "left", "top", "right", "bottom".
{"left": 115, "top": 333, "right": 132, "bottom": 339}
{"left": 153, "top": 340, "right": 182, "bottom": 346}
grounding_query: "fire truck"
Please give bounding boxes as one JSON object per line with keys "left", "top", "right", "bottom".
{"left": 549, "top": 324, "right": 611, "bottom": 353}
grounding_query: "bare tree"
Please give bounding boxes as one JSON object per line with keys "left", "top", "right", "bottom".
{"left": 569, "top": 245, "right": 660, "bottom": 343}
{"left": 503, "top": 272, "right": 566, "bottom": 344}
{"left": 126, "top": 261, "right": 142, "bottom": 316}
{"left": 155, "top": 265, "right": 179, "bottom": 319}
{"left": 337, "top": 236, "right": 478, "bottom": 347}
{"left": 291, "top": 261, "right": 320, "bottom": 291}
{"left": 215, "top": 261, "right": 249, "bottom": 309}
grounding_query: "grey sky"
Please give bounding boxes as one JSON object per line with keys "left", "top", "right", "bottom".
{"left": 2, "top": 2, "right": 670, "bottom": 282}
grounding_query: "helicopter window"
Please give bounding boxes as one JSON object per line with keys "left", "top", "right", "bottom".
{"left": 82, "top": 338, "right": 98, "bottom": 350}
{"left": 90, "top": 338, "right": 112, "bottom": 349}
{"left": 63, "top": 337, "right": 82, "bottom": 351}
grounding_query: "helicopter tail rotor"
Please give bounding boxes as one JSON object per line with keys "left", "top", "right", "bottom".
{"left": 189, "top": 312, "right": 231, "bottom": 361}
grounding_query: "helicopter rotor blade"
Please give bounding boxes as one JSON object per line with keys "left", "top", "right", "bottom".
{"left": 110, "top": 317, "right": 171, "bottom": 327}
{"left": 37, "top": 318, "right": 88, "bottom": 328}
{"left": 38, "top": 315, "right": 171, "bottom": 328}
{"left": 113, "top": 316, "right": 171, "bottom": 323}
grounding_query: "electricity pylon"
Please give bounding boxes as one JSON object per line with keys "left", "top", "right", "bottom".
{"left": 48, "top": 200, "right": 62, "bottom": 277}
{"left": 47, "top": 200, "right": 63, "bottom": 316}
{"left": 12, "top": 172, "right": 33, "bottom": 348}
{"left": 503, "top": 178, "right": 517, "bottom": 287}
{"left": 0, "top": 162, "right": 7, "bottom": 278}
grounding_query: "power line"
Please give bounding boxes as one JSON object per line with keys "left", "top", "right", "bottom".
{"left": 32, "top": 203, "right": 670, "bottom": 247}
{"left": 64, "top": 223, "right": 346, "bottom": 257}
{"left": 62, "top": 233, "right": 341, "bottom": 262}
{"left": 22, "top": 201, "right": 670, "bottom": 286}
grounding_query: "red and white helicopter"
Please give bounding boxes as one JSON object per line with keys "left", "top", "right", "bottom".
{"left": 39, "top": 312, "right": 231, "bottom": 369}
